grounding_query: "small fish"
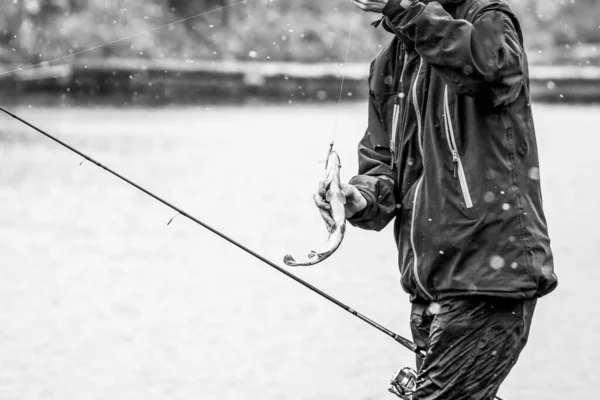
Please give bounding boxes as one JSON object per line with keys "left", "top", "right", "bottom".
{"left": 284, "top": 150, "right": 346, "bottom": 266}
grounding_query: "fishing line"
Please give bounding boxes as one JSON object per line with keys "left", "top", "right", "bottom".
{"left": 330, "top": 22, "right": 354, "bottom": 152}
{"left": 3, "top": 5, "right": 506, "bottom": 397}
{"left": 0, "top": 105, "right": 423, "bottom": 358}
{"left": 0, "top": 0, "right": 249, "bottom": 77}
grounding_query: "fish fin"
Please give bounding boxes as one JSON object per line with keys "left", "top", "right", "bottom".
{"left": 327, "top": 222, "right": 337, "bottom": 234}
{"left": 283, "top": 254, "right": 300, "bottom": 266}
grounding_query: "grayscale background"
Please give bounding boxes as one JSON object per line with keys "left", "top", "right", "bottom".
{"left": 0, "top": 1, "right": 598, "bottom": 399}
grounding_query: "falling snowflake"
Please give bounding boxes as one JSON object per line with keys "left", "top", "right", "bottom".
{"left": 490, "top": 256, "right": 505, "bottom": 270}
{"left": 528, "top": 167, "right": 540, "bottom": 180}
{"left": 427, "top": 302, "right": 441, "bottom": 315}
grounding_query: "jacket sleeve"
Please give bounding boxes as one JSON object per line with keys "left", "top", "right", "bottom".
{"left": 382, "top": 0, "right": 524, "bottom": 105}
{"left": 347, "top": 90, "right": 397, "bottom": 232}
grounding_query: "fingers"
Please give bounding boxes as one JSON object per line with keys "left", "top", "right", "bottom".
{"left": 313, "top": 191, "right": 330, "bottom": 211}
{"left": 317, "top": 180, "right": 327, "bottom": 197}
{"left": 319, "top": 208, "right": 334, "bottom": 230}
{"left": 351, "top": 0, "right": 372, "bottom": 11}
{"left": 351, "top": 0, "right": 384, "bottom": 12}
{"left": 313, "top": 191, "right": 334, "bottom": 229}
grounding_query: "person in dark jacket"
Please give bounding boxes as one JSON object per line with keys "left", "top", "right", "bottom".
{"left": 315, "top": 0, "right": 558, "bottom": 398}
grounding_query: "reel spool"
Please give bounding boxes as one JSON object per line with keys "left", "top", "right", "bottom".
{"left": 388, "top": 367, "right": 418, "bottom": 399}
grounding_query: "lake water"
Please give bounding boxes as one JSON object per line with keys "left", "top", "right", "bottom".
{"left": 0, "top": 101, "right": 598, "bottom": 399}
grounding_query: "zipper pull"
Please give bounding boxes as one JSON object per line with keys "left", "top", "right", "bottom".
{"left": 390, "top": 97, "right": 400, "bottom": 169}
{"left": 390, "top": 92, "right": 405, "bottom": 169}
{"left": 452, "top": 150, "right": 458, "bottom": 178}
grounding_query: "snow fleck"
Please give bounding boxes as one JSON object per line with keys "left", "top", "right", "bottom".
{"left": 427, "top": 302, "right": 442, "bottom": 315}
{"left": 528, "top": 167, "right": 540, "bottom": 180}
{"left": 248, "top": 50, "right": 257, "bottom": 58}
{"left": 484, "top": 191, "right": 495, "bottom": 203}
{"left": 490, "top": 256, "right": 505, "bottom": 270}
{"left": 511, "top": 262, "right": 518, "bottom": 269}
{"left": 546, "top": 81, "right": 556, "bottom": 90}
{"left": 502, "top": 203, "right": 511, "bottom": 211}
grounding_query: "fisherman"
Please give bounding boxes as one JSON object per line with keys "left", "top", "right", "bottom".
{"left": 314, "top": 0, "right": 558, "bottom": 398}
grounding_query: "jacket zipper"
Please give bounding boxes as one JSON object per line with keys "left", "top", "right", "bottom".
{"left": 390, "top": 45, "right": 406, "bottom": 169}
{"left": 410, "top": 58, "right": 434, "bottom": 300}
{"left": 413, "top": 60, "right": 424, "bottom": 156}
{"left": 390, "top": 93, "right": 404, "bottom": 168}
{"left": 443, "top": 86, "right": 474, "bottom": 209}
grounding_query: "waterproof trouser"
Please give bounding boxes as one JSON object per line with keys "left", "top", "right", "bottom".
{"left": 410, "top": 297, "right": 536, "bottom": 400}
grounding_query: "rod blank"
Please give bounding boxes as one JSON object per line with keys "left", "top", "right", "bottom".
{"left": 0, "top": 105, "right": 420, "bottom": 356}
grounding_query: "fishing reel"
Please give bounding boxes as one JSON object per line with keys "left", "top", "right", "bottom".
{"left": 388, "top": 367, "right": 418, "bottom": 399}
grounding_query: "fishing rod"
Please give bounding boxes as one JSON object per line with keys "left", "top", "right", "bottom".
{"left": 0, "top": 105, "right": 423, "bottom": 356}
{"left": 2, "top": 105, "right": 511, "bottom": 400}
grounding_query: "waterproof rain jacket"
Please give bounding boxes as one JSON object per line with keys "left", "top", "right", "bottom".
{"left": 348, "top": 0, "right": 558, "bottom": 301}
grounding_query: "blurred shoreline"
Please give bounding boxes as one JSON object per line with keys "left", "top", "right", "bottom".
{"left": 2, "top": 58, "right": 600, "bottom": 105}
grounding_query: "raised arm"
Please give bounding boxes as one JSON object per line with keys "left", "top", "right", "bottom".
{"left": 382, "top": 0, "right": 525, "bottom": 104}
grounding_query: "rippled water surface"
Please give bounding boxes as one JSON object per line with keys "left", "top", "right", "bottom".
{"left": 1, "top": 102, "right": 598, "bottom": 399}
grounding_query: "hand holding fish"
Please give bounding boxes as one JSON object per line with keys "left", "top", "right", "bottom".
{"left": 352, "top": 0, "right": 419, "bottom": 13}
{"left": 283, "top": 150, "right": 362, "bottom": 267}
{"left": 351, "top": 0, "right": 389, "bottom": 14}
{"left": 313, "top": 181, "right": 367, "bottom": 228}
